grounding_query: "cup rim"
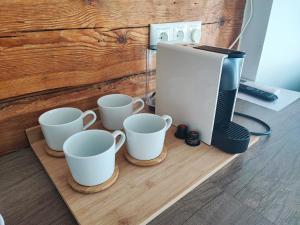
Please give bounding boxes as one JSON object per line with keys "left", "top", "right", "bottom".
{"left": 38, "top": 107, "right": 83, "bottom": 127}
{"left": 123, "top": 113, "right": 166, "bottom": 135}
{"left": 63, "top": 129, "right": 115, "bottom": 159}
{"left": 97, "top": 94, "right": 133, "bottom": 109}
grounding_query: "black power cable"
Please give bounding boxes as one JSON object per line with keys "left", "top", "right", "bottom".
{"left": 234, "top": 112, "right": 271, "bottom": 136}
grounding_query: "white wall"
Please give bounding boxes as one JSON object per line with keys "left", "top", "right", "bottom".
{"left": 240, "top": 0, "right": 300, "bottom": 91}
{"left": 256, "top": 0, "right": 300, "bottom": 91}
{"left": 239, "top": 0, "right": 273, "bottom": 81}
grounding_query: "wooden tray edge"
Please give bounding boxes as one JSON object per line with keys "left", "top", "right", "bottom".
{"left": 26, "top": 124, "right": 259, "bottom": 225}
{"left": 142, "top": 136, "right": 259, "bottom": 225}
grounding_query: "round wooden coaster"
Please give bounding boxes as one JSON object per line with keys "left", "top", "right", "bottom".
{"left": 44, "top": 145, "right": 65, "bottom": 158}
{"left": 67, "top": 166, "right": 119, "bottom": 194}
{"left": 124, "top": 147, "right": 167, "bottom": 167}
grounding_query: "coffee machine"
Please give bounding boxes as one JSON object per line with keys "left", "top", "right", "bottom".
{"left": 156, "top": 43, "right": 250, "bottom": 153}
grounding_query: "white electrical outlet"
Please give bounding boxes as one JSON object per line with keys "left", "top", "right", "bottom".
{"left": 174, "top": 24, "right": 188, "bottom": 41}
{"left": 150, "top": 21, "right": 201, "bottom": 49}
{"left": 158, "top": 29, "right": 170, "bottom": 42}
{"left": 188, "top": 23, "right": 202, "bottom": 43}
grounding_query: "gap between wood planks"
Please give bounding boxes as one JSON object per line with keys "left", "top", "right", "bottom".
{"left": 0, "top": 18, "right": 228, "bottom": 38}
{"left": 0, "top": 72, "right": 151, "bottom": 106}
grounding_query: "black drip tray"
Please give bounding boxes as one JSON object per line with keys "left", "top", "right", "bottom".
{"left": 212, "top": 121, "right": 250, "bottom": 154}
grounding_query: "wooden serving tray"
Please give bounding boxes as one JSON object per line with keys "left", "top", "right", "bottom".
{"left": 26, "top": 121, "right": 258, "bottom": 225}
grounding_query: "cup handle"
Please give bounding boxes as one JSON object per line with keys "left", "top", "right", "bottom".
{"left": 132, "top": 97, "right": 145, "bottom": 114}
{"left": 112, "top": 130, "right": 126, "bottom": 154}
{"left": 82, "top": 110, "right": 97, "bottom": 130}
{"left": 162, "top": 115, "right": 172, "bottom": 131}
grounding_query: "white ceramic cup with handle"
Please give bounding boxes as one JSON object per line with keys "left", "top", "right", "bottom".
{"left": 123, "top": 113, "right": 172, "bottom": 160}
{"left": 97, "top": 94, "right": 144, "bottom": 130}
{"left": 63, "top": 129, "right": 126, "bottom": 186}
{"left": 39, "top": 107, "right": 97, "bottom": 151}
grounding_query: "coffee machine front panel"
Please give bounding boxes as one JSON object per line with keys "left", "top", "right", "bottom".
{"left": 156, "top": 43, "right": 226, "bottom": 145}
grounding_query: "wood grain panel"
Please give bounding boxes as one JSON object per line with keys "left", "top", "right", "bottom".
{"left": 0, "top": 73, "right": 154, "bottom": 155}
{"left": 0, "top": 0, "right": 244, "bottom": 35}
{"left": 0, "top": 20, "right": 243, "bottom": 101}
{"left": 0, "top": 16, "right": 243, "bottom": 154}
{"left": 0, "top": 27, "right": 147, "bottom": 100}
{"left": 0, "top": 0, "right": 246, "bottom": 153}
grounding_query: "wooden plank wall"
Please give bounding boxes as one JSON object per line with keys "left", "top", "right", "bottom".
{"left": 0, "top": 0, "right": 245, "bottom": 155}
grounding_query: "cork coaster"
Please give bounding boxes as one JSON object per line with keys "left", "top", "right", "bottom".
{"left": 124, "top": 147, "right": 167, "bottom": 167}
{"left": 67, "top": 166, "right": 119, "bottom": 194}
{"left": 44, "top": 144, "right": 65, "bottom": 158}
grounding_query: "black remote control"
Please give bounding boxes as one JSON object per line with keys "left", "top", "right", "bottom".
{"left": 239, "top": 83, "right": 278, "bottom": 102}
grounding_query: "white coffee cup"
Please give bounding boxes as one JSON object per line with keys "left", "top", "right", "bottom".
{"left": 97, "top": 94, "right": 144, "bottom": 130}
{"left": 39, "top": 107, "right": 97, "bottom": 151}
{"left": 63, "top": 129, "right": 126, "bottom": 186}
{"left": 123, "top": 113, "right": 172, "bottom": 160}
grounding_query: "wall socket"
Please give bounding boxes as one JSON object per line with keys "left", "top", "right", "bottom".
{"left": 150, "top": 21, "right": 202, "bottom": 49}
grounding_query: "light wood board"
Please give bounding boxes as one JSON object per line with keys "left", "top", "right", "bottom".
{"left": 26, "top": 121, "right": 258, "bottom": 225}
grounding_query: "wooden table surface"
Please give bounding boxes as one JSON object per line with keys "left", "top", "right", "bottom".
{"left": 1, "top": 99, "right": 300, "bottom": 225}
